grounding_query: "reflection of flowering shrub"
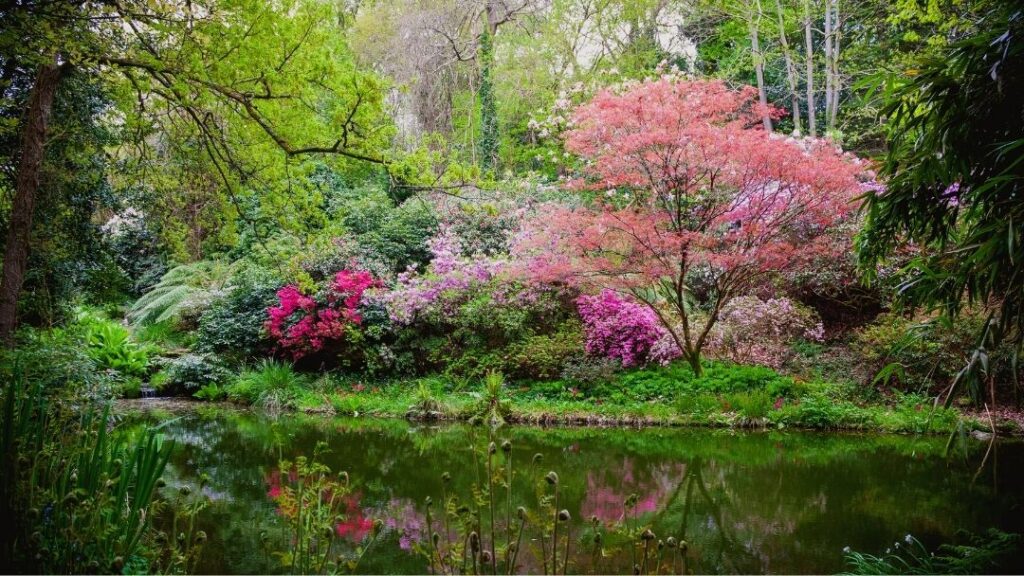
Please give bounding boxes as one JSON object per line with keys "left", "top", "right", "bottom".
{"left": 266, "top": 270, "right": 379, "bottom": 360}
{"left": 707, "top": 296, "right": 824, "bottom": 369}
{"left": 576, "top": 290, "right": 679, "bottom": 367}
{"left": 370, "top": 498, "right": 425, "bottom": 551}
{"left": 335, "top": 492, "right": 375, "bottom": 541}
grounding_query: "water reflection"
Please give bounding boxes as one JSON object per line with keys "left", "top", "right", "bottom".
{"left": 126, "top": 406, "right": 1024, "bottom": 574}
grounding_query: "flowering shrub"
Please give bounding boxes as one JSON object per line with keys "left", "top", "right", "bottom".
{"left": 266, "top": 269, "right": 378, "bottom": 360}
{"left": 706, "top": 296, "right": 824, "bottom": 369}
{"left": 377, "top": 226, "right": 505, "bottom": 325}
{"left": 576, "top": 290, "right": 679, "bottom": 367}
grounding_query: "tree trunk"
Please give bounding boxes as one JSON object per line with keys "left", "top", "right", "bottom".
{"left": 686, "top": 351, "right": 704, "bottom": 377}
{"left": 0, "top": 61, "right": 63, "bottom": 344}
{"left": 828, "top": 0, "right": 841, "bottom": 130}
{"left": 750, "top": 1, "right": 773, "bottom": 132}
{"left": 479, "top": 2, "right": 499, "bottom": 171}
{"left": 803, "top": 0, "right": 816, "bottom": 137}
{"left": 823, "top": 0, "right": 833, "bottom": 132}
{"left": 774, "top": 0, "right": 803, "bottom": 134}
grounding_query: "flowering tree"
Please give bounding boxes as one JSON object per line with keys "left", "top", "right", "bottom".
{"left": 514, "top": 78, "right": 868, "bottom": 375}
{"left": 266, "top": 269, "right": 378, "bottom": 360}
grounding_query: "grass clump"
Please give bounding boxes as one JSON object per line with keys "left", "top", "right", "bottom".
{"left": 226, "top": 360, "right": 310, "bottom": 412}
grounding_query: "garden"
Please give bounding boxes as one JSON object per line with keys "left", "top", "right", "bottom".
{"left": 1, "top": 0, "right": 1023, "bottom": 573}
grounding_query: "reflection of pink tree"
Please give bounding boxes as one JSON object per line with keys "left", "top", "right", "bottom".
{"left": 580, "top": 459, "right": 685, "bottom": 526}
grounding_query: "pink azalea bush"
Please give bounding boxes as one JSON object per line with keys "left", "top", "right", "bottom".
{"left": 706, "top": 295, "right": 824, "bottom": 369}
{"left": 376, "top": 226, "right": 506, "bottom": 325}
{"left": 266, "top": 269, "right": 378, "bottom": 360}
{"left": 576, "top": 290, "right": 679, "bottom": 367}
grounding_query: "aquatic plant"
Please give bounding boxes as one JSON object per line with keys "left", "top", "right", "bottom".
{"left": 0, "top": 366, "right": 174, "bottom": 572}
{"left": 842, "top": 530, "right": 1021, "bottom": 575}
{"left": 269, "top": 442, "right": 383, "bottom": 574}
{"left": 419, "top": 437, "right": 691, "bottom": 575}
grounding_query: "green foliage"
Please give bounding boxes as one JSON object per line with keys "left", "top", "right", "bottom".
{"left": 196, "top": 266, "right": 281, "bottom": 361}
{"left": 503, "top": 322, "right": 585, "bottom": 381}
{"left": 858, "top": 2, "right": 1024, "bottom": 403}
{"left": 852, "top": 311, "right": 1021, "bottom": 402}
{"left": 843, "top": 530, "right": 1021, "bottom": 575}
{"left": 0, "top": 366, "right": 173, "bottom": 572}
{"left": 129, "top": 261, "right": 236, "bottom": 328}
{"left": 79, "top": 312, "right": 150, "bottom": 377}
{"left": 468, "top": 370, "right": 511, "bottom": 426}
{"left": 153, "top": 353, "right": 231, "bottom": 397}
{"left": 609, "top": 361, "right": 798, "bottom": 403}
{"left": 225, "top": 360, "right": 310, "bottom": 412}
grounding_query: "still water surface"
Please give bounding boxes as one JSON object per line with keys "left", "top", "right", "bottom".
{"left": 131, "top": 404, "right": 1024, "bottom": 574}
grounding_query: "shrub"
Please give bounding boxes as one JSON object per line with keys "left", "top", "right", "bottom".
{"left": 707, "top": 296, "right": 824, "bottom": 369}
{"left": 852, "top": 309, "right": 1022, "bottom": 402}
{"left": 503, "top": 322, "right": 584, "bottom": 380}
{"left": 197, "top": 266, "right": 281, "bottom": 361}
{"left": 559, "top": 356, "right": 621, "bottom": 388}
{"left": 576, "top": 290, "right": 677, "bottom": 367}
{"left": 266, "top": 269, "right": 379, "bottom": 360}
{"left": 153, "top": 353, "right": 231, "bottom": 396}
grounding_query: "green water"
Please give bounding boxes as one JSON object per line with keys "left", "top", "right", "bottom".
{"left": 133, "top": 404, "right": 1024, "bottom": 574}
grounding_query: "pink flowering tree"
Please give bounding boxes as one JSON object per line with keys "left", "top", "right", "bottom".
{"left": 266, "top": 269, "right": 378, "bottom": 360}
{"left": 514, "top": 78, "right": 868, "bottom": 376}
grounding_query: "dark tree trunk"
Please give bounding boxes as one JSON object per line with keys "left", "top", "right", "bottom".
{"left": 0, "top": 61, "right": 63, "bottom": 344}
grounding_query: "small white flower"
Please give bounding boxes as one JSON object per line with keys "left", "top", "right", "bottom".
{"left": 904, "top": 534, "right": 913, "bottom": 544}
{"left": 843, "top": 547, "right": 851, "bottom": 554}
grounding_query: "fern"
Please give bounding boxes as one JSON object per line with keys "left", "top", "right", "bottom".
{"left": 128, "top": 261, "right": 237, "bottom": 327}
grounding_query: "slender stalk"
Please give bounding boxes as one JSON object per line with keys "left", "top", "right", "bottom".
{"left": 551, "top": 484, "right": 559, "bottom": 575}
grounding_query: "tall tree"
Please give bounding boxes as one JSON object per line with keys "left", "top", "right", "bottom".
{"left": 516, "top": 79, "right": 865, "bottom": 374}
{"left": 0, "top": 60, "right": 64, "bottom": 340}
{"left": 0, "top": 0, "right": 395, "bottom": 342}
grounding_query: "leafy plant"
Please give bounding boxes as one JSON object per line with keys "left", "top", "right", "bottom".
{"left": 843, "top": 531, "right": 1021, "bottom": 575}
{"left": 129, "top": 260, "right": 237, "bottom": 328}
{"left": 80, "top": 313, "right": 150, "bottom": 377}
{"left": 226, "top": 360, "right": 310, "bottom": 412}
{"left": 153, "top": 353, "right": 231, "bottom": 397}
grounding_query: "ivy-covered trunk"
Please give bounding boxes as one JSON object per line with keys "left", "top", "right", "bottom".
{"left": 0, "top": 60, "right": 63, "bottom": 344}
{"left": 478, "top": 7, "right": 498, "bottom": 171}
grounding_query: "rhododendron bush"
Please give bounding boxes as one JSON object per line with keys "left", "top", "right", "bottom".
{"left": 707, "top": 296, "right": 824, "bottom": 369}
{"left": 514, "top": 78, "right": 870, "bottom": 375}
{"left": 266, "top": 270, "right": 379, "bottom": 360}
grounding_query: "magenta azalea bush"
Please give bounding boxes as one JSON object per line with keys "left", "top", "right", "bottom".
{"left": 576, "top": 290, "right": 679, "bottom": 367}
{"left": 266, "top": 269, "right": 379, "bottom": 360}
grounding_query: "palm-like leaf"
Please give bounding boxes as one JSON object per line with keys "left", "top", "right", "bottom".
{"left": 128, "top": 260, "right": 238, "bottom": 327}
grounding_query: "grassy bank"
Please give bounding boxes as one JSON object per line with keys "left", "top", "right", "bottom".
{"left": 165, "top": 359, "right": 994, "bottom": 435}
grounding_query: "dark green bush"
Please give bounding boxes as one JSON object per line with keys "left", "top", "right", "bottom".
{"left": 503, "top": 321, "right": 584, "bottom": 380}
{"left": 197, "top": 267, "right": 281, "bottom": 362}
{"left": 153, "top": 353, "right": 231, "bottom": 396}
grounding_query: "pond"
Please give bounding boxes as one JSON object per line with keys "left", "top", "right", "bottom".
{"left": 128, "top": 403, "right": 1024, "bottom": 574}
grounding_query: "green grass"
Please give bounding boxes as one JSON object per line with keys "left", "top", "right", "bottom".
{"left": 181, "top": 360, "right": 973, "bottom": 433}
